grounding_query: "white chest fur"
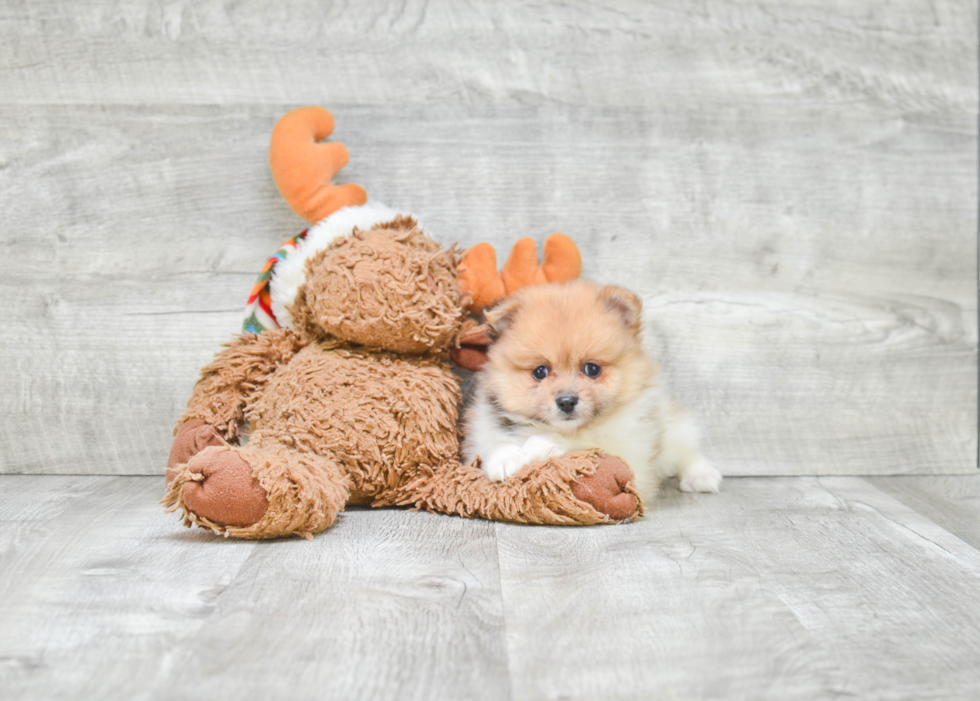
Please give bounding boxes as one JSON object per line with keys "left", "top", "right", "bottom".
{"left": 464, "top": 381, "right": 720, "bottom": 500}
{"left": 463, "top": 386, "right": 666, "bottom": 473}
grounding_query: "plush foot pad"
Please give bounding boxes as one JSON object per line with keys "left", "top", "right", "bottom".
{"left": 181, "top": 448, "right": 270, "bottom": 527}
{"left": 167, "top": 419, "right": 226, "bottom": 485}
{"left": 570, "top": 455, "right": 640, "bottom": 521}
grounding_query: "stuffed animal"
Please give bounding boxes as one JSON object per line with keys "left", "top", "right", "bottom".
{"left": 162, "top": 106, "right": 641, "bottom": 539}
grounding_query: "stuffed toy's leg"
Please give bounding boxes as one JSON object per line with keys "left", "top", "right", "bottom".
{"left": 176, "top": 328, "right": 308, "bottom": 442}
{"left": 163, "top": 437, "right": 350, "bottom": 540}
{"left": 388, "top": 450, "right": 642, "bottom": 525}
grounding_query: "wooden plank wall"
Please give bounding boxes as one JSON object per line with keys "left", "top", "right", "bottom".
{"left": 1, "top": 0, "right": 976, "bottom": 476}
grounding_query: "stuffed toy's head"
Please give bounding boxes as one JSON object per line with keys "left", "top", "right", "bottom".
{"left": 244, "top": 105, "right": 583, "bottom": 363}
{"left": 291, "top": 219, "right": 462, "bottom": 354}
{"left": 241, "top": 107, "right": 464, "bottom": 355}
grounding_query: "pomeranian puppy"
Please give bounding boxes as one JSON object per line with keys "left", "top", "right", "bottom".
{"left": 462, "top": 280, "right": 721, "bottom": 502}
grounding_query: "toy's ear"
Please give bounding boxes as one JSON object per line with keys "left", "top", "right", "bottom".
{"left": 450, "top": 324, "right": 493, "bottom": 371}
{"left": 598, "top": 285, "right": 642, "bottom": 335}
{"left": 270, "top": 106, "right": 368, "bottom": 224}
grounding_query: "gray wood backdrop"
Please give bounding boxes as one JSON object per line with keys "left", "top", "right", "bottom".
{"left": 1, "top": 0, "right": 976, "bottom": 476}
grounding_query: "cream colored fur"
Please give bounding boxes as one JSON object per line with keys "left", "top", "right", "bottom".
{"left": 462, "top": 281, "right": 722, "bottom": 503}
{"left": 465, "top": 383, "right": 720, "bottom": 502}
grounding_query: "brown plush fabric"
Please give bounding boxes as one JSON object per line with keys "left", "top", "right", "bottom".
{"left": 390, "top": 450, "right": 640, "bottom": 525}
{"left": 245, "top": 345, "right": 461, "bottom": 504}
{"left": 292, "top": 221, "right": 462, "bottom": 355}
{"left": 166, "top": 419, "right": 226, "bottom": 485}
{"left": 164, "top": 223, "right": 643, "bottom": 539}
{"left": 179, "top": 328, "right": 309, "bottom": 441}
{"left": 163, "top": 442, "right": 350, "bottom": 539}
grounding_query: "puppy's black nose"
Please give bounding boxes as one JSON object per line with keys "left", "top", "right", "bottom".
{"left": 556, "top": 395, "right": 578, "bottom": 414}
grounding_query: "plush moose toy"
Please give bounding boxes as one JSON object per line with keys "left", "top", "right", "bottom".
{"left": 163, "top": 107, "right": 641, "bottom": 539}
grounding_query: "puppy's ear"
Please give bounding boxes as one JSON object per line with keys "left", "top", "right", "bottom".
{"left": 484, "top": 296, "right": 522, "bottom": 336}
{"left": 599, "top": 286, "right": 642, "bottom": 335}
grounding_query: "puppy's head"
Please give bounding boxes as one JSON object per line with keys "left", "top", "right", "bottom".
{"left": 483, "top": 281, "right": 656, "bottom": 431}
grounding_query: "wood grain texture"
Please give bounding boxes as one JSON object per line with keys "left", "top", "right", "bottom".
{"left": 4, "top": 474, "right": 980, "bottom": 699}
{"left": 0, "top": 476, "right": 259, "bottom": 700}
{"left": 0, "top": 0, "right": 975, "bottom": 475}
{"left": 0, "top": 0, "right": 974, "bottom": 108}
{"left": 868, "top": 475, "right": 980, "bottom": 550}
{"left": 1, "top": 106, "right": 292, "bottom": 474}
{"left": 158, "top": 510, "right": 509, "bottom": 701}
{"left": 496, "top": 476, "right": 980, "bottom": 700}
{"left": 0, "top": 476, "right": 509, "bottom": 701}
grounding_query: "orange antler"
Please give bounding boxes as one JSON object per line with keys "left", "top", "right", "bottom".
{"left": 269, "top": 106, "right": 368, "bottom": 224}
{"left": 457, "top": 234, "right": 582, "bottom": 313}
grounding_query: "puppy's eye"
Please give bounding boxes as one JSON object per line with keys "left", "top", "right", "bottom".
{"left": 531, "top": 365, "right": 550, "bottom": 381}
{"left": 583, "top": 362, "right": 602, "bottom": 378}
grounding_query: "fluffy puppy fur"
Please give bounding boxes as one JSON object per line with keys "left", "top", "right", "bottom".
{"left": 462, "top": 280, "right": 721, "bottom": 503}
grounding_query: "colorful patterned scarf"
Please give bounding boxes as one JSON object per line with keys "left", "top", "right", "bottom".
{"left": 243, "top": 229, "right": 309, "bottom": 333}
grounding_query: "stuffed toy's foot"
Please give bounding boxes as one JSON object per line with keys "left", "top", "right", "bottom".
{"left": 163, "top": 443, "right": 350, "bottom": 540}
{"left": 180, "top": 448, "right": 270, "bottom": 527}
{"left": 570, "top": 454, "right": 639, "bottom": 521}
{"left": 166, "top": 419, "right": 227, "bottom": 485}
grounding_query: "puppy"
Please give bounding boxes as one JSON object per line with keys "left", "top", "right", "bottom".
{"left": 462, "top": 280, "right": 721, "bottom": 502}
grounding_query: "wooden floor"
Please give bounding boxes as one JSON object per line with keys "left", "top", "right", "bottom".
{"left": 2, "top": 474, "right": 980, "bottom": 700}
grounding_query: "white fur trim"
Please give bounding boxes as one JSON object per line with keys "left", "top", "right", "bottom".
{"left": 269, "top": 202, "right": 410, "bottom": 327}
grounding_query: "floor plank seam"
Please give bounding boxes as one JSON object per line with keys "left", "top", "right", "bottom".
{"left": 493, "top": 522, "right": 519, "bottom": 701}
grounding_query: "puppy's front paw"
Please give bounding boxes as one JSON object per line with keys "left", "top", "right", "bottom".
{"left": 482, "top": 437, "right": 565, "bottom": 482}
{"left": 482, "top": 444, "right": 525, "bottom": 482}
{"left": 521, "top": 435, "right": 565, "bottom": 464}
{"left": 678, "top": 458, "right": 723, "bottom": 493}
